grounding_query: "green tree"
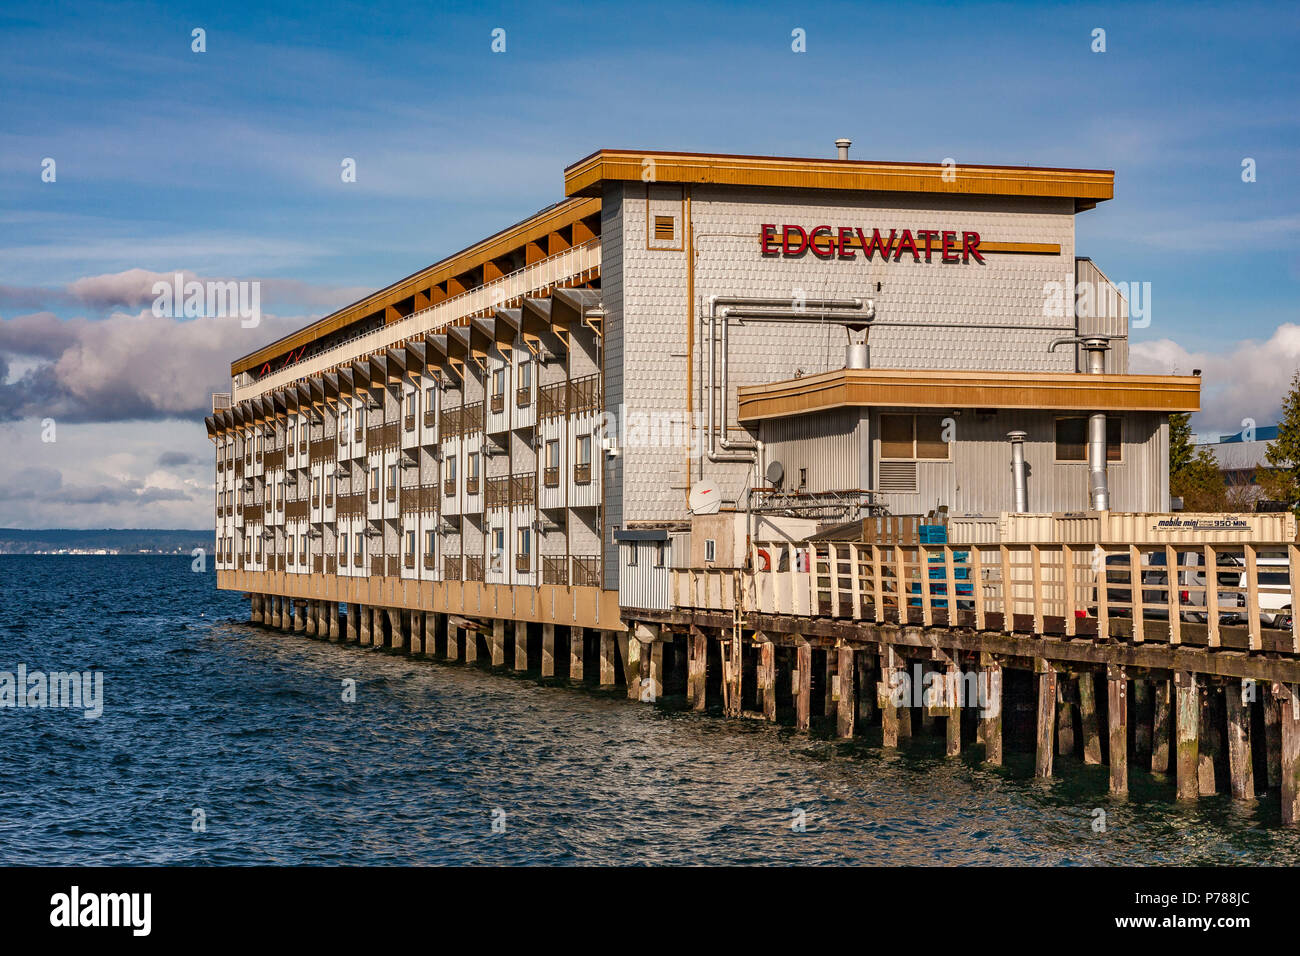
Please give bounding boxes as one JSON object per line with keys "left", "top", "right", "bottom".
{"left": 1168, "top": 411, "right": 1227, "bottom": 511}
{"left": 1257, "top": 370, "right": 1300, "bottom": 513}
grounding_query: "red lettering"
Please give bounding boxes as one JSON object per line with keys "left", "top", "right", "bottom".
{"left": 808, "top": 225, "right": 835, "bottom": 259}
{"left": 782, "top": 225, "right": 808, "bottom": 256}
{"left": 941, "top": 230, "right": 959, "bottom": 263}
{"left": 962, "top": 231, "right": 984, "bottom": 263}
{"left": 894, "top": 229, "right": 919, "bottom": 262}
{"left": 917, "top": 230, "right": 939, "bottom": 262}
{"left": 859, "top": 228, "right": 896, "bottom": 261}
{"left": 836, "top": 227, "right": 855, "bottom": 259}
{"left": 760, "top": 224, "right": 779, "bottom": 255}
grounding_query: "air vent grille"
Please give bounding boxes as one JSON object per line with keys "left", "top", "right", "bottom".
{"left": 654, "top": 216, "right": 675, "bottom": 241}
{"left": 878, "top": 460, "right": 918, "bottom": 494}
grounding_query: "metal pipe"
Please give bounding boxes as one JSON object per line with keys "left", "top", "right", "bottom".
{"left": 1047, "top": 335, "right": 1112, "bottom": 511}
{"left": 704, "top": 296, "right": 867, "bottom": 463}
{"left": 1008, "top": 431, "right": 1028, "bottom": 513}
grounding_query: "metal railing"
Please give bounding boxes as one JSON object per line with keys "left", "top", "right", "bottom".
{"left": 232, "top": 239, "right": 600, "bottom": 401}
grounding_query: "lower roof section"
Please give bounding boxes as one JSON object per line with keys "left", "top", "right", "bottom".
{"left": 736, "top": 368, "right": 1201, "bottom": 422}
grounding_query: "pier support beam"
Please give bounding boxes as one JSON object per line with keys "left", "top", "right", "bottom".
{"left": 837, "top": 646, "right": 856, "bottom": 739}
{"left": 423, "top": 613, "right": 436, "bottom": 654}
{"left": 599, "top": 631, "right": 616, "bottom": 687}
{"left": 617, "top": 632, "right": 640, "bottom": 700}
{"left": 1226, "top": 679, "right": 1256, "bottom": 801}
{"left": 306, "top": 601, "right": 319, "bottom": 637}
{"left": 249, "top": 594, "right": 262, "bottom": 624}
{"left": 294, "top": 601, "right": 306, "bottom": 634}
{"left": 945, "top": 662, "right": 961, "bottom": 757}
{"left": 1199, "top": 685, "right": 1220, "bottom": 796}
{"left": 687, "top": 628, "right": 706, "bottom": 710}
{"left": 1265, "top": 683, "right": 1284, "bottom": 788}
{"left": 346, "top": 604, "right": 359, "bottom": 643}
{"left": 1152, "top": 677, "right": 1173, "bottom": 773}
{"left": 1035, "top": 662, "right": 1057, "bottom": 779}
{"left": 879, "top": 647, "right": 901, "bottom": 747}
{"left": 1077, "top": 670, "right": 1103, "bottom": 765}
{"left": 328, "top": 603, "right": 340, "bottom": 641}
{"left": 569, "top": 626, "right": 584, "bottom": 682}
{"left": 759, "top": 640, "right": 776, "bottom": 722}
{"left": 491, "top": 619, "right": 505, "bottom": 667}
{"left": 823, "top": 649, "right": 838, "bottom": 720}
{"left": 857, "top": 652, "right": 875, "bottom": 723}
{"left": 795, "top": 641, "right": 812, "bottom": 733}
{"left": 514, "top": 621, "right": 528, "bottom": 672}
{"left": 647, "top": 640, "right": 663, "bottom": 701}
{"left": 359, "top": 605, "right": 372, "bottom": 645}
{"left": 541, "top": 624, "right": 555, "bottom": 678}
{"left": 464, "top": 624, "right": 478, "bottom": 663}
{"left": 1056, "top": 677, "right": 1075, "bottom": 757}
{"left": 448, "top": 625, "right": 461, "bottom": 662}
{"left": 1134, "top": 680, "right": 1152, "bottom": 765}
{"left": 980, "top": 655, "right": 1002, "bottom": 766}
{"left": 1276, "top": 682, "right": 1300, "bottom": 825}
{"left": 387, "top": 608, "right": 403, "bottom": 651}
{"left": 408, "top": 610, "right": 422, "bottom": 654}
{"left": 1175, "top": 670, "right": 1200, "bottom": 801}
{"left": 1108, "top": 665, "right": 1128, "bottom": 796}
{"left": 371, "top": 607, "right": 384, "bottom": 646}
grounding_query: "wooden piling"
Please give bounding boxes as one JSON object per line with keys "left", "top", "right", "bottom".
{"left": 856, "top": 652, "right": 875, "bottom": 722}
{"left": 1077, "top": 670, "right": 1103, "bottom": 765}
{"left": 1035, "top": 664, "right": 1056, "bottom": 779}
{"left": 1198, "top": 685, "right": 1219, "bottom": 796}
{"left": 294, "top": 601, "right": 306, "bottom": 633}
{"left": 1276, "top": 682, "right": 1300, "bottom": 825}
{"left": 618, "top": 632, "right": 640, "bottom": 699}
{"left": 371, "top": 606, "right": 383, "bottom": 645}
{"left": 388, "top": 608, "right": 404, "bottom": 651}
{"left": 447, "top": 626, "right": 461, "bottom": 662}
{"left": 1056, "top": 677, "right": 1075, "bottom": 757}
{"left": 1265, "top": 683, "right": 1283, "bottom": 789}
{"left": 514, "top": 620, "right": 528, "bottom": 672}
{"left": 541, "top": 623, "right": 555, "bottom": 677}
{"left": 491, "top": 619, "right": 505, "bottom": 667}
{"left": 837, "top": 646, "right": 856, "bottom": 739}
{"left": 599, "top": 630, "right": 616, "bottom": 687}
{"left": 648, "top": 641, "right": 663, "bottom": 700}
{"left": 464, "top": 624, "right": 478, "bottom": 663}
{"left": 945, "top": 662, "right": 961, "bottom": 756}
{"left": 981, "top": 656, "right": 1002, "bottom": 766}
{"left": 1175, "top": 670, "right": 1200, "bottom": 801}
{"left": 795, "top": 641, "right": 812, "bottom": 733}
{"left": 688, "top": 628, "right": 706, "bottom": 710}
{"left": 305, "top": 601, "right": 317, "bottom": 637}
{"left": 423, "top": 612, "right": 436, "bottom": 654}
{"left": 1225, "top": 679, "right": 1255, "bottom": 801}
{"left": 1152, "top": 677, "right": 1172, "bottom": 773}
{"left": 408, "top": 611, "right": 422, "bottom": 654}
{"left": 1108, "top": 665, "right": 1128, "bottom": 796}
{"left": 879, "top": 647, "right": 899, "bottom": 747}
{"left": 569, "top": 626, "right": 585, "bottom": 681}
{"left": 759, "top": 641, "right": 776, "bottom": 722}
{"left": 1134, "top": 680, "right": 1152, "bottom": 764}
{"left": 359, "top": 604, "right": 371, "bottom": 645}
{"left": 824, "top": 649, "right": 839, "bottom": 719}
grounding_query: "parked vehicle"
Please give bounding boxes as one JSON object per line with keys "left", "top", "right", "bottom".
{"left": 1088, "top": 549, "right": 1244, "bottom": 624}
{"left": 1228, "top": 555, "right": 1292, "bottom": 629}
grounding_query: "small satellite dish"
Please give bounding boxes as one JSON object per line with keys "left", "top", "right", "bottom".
{"left": 765, "top": 460, "right": 785, "bottom": 489}
{"left": 688, "top": 482, "right": 722, "bottom": 515}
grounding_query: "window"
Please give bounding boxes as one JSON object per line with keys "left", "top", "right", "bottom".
{"left": 405, "top": 392, "right": 415, "bottom": 415}
{"left": 406, "top": 529, "right": 415, "bottom": 555}
{"left": 655, "top": 542, "right": 666, "bottom": 567}
{"left": 704, "top": 539, "right": 716, "bottom": 562}
{"left": 493, "top": 369, "right": 505, "bottom": 397}
{"left": 517, "top": 360, "right": 532, "bottom": 390}
{"left": 354, "top": 534, "right": 363, "bottom": 560}
{"left": 339, "top": 533, "right": 348, "bottom": 558}
{"left": 627, "top": 543, "right": 638, "bottom": 566}
{"left": 799, "top": 467, "right": 808, "bottom": 489}
{"left": 425, "top": 386, "right": 435, "bottom": 408}
{"left": 1055, "top": 417, "right": 1122, "bottom": 462}
{"left": 287, "top": 424, "right": 294, "bottom": 445}
{"left": 517, "top": 527, "right": 531, "bottom": 556}
{"left": 312, "top": 477, "right": 320, "bottom": 498}
{"left": 326, "top": 475, "right": 334, "bottom": 497}
{"left": 340, "top": 410, "right": 349, "bottom": 442}
{"left": 576, "top": 434, "right": 591, "bottom": 466}
{"left": 388, "top": 463, "right": 398, "bottom": 487}
{"left": 545, "top": 440, "right": 559, "bottom": 469}
{"left": 371, "top": 466, "right": 379, "bottom": 491}
{"left": 468, "top": 452, "right": 480, "bottom": 479}
{"left": 446, "top": 456, "right": 457, "bottom": 479}
{"left": 879, "top": 414, "right": 950, "bottom": 460}
{"left": 425, "top": 530, "right": 435, "bottom": 554}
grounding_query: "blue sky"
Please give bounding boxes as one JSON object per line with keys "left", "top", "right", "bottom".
{"left": 0, "top": 0, "right": 1296, "bottom": 526}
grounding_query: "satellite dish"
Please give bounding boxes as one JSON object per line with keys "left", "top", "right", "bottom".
{"left": 765, "top": 460, "right": 785, "bottom": 489}
{"left": 688, "top": 482, "right": 722, "bottom": 515}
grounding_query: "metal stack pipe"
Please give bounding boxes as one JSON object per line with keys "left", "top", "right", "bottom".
{"left": 1048, "top": 335, "right": 1113, "bottom": 511}
{"left": 1007, "top": 430, "right": 1029, "bottom": 513}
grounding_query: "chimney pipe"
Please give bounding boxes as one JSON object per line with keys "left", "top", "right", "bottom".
{"left": 835, "top": 138, "right": 852, "bottom": 160}
{"left": 1008, "top": 430, "right": 1028, "bottom": 513}
{"left": 845, "top": 326, "right": 869, "bottom": 369}
{"left": 1047, "top": 335, "right": 1113, "bottom": 511}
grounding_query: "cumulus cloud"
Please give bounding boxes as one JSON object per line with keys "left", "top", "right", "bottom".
{"left": 0, "top": 307, "right": 305, "bottom": 423}
{"left": 1131, "top": 323, "right": 1300, "bottom": 436}
{"left": 0, "top": 466, "right": 189, "bottom": 507}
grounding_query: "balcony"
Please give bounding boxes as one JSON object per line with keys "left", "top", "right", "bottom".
{"left": 465, "top": 556, "right": 484, "bottom": 582}
{"left": 385, "top": 486, "right": 397, "bottom": 503}
{"left": 571, "top": 555, "right": 601, "bottom": 588}
{"left": 424, "top": 410, "right": 435, "bottom": 429}
{"left": 372, "top": 557, "right": 385, "bottom": 577}
{"left": 444, "top": 477, "right": 456, "bottom": 496}
{"left": 405, "top": 414, "right": 416, "bottom": 432}
{"left": 326, "top": 555, "right": 336, "bottom": 574}
{"left": 354, "top": 425, "right": 363, "bottom": 442}
{"left": 404, "top": 553, "right": 415, "bottom": 570}
{"left": 423, "top": 553, "right": 434, "bottom": 571}
{"left": 538, "top": 381, "right": 566, "bottom": 420}
{"left": 574, "top": 463, "right": 591, "bottom": 485}
{"left": 233, "top": 239, "right": 600, "bottom": 403}
{"left": 542, "top": 555, "right": 567, "bottom": 585}
{"left": 443, "top": 555, "right": 462, "bottom": 581}
{"left": 515, "top": 554, "right": 531, "bottom": 574}
{"left": 516, "top": 386, "right": 531, "bottom": 408}
{"left": 544, "top": 466, "right": 559, "bottom": 488}
{"left": 463, "top": 402, "right": 483, "bottom": 434}
{"left": 466, "top": 475, "right": 479, "bottom": 496}
{"left": 298, "top": 440, "right": 307, "bottom": 455}
{"left": 310, "top": 495, "right": 319, "bottom": 509}
{"left": 387, "top": 555, "right": 400, "bottom": 577}
{"left": 571, "top": 373, "right": 600, "bottom": 414}
{"left": 313, "top": 555, "right": 324, "bottom": 573}
{"left": 490, "top": 392, "right": 505, "bottom": 415}
{"left": 298, "top": 550, "right": 307, "bottom": 566}
{"left": 369, "top": 488, "right": 379, "bottom": 505}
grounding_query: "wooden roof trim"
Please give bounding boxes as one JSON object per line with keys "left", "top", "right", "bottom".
{"left": 736, "top": 368, "right": 1201, "bottom": 421}
{"left": 564, "top": 149, "right": 1114, "bottom": 205}
{"left": 231, "top": 195, "right": 600, "bottom": 376}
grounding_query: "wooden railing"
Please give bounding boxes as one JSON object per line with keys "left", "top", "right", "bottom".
{"left": 444, "top": 555, "right": 462, "bottom": 581}
{"left": 672, "top": 540, "right": 1300, "bottom": 654}
{"left": 465, "top": 556, "right": 484, "bottom": 582}
{"left": 542, "top": 555, "right": 567, "bottom": 585}
{"left": 572, "top": 555, "right": 601, "bottom": 588}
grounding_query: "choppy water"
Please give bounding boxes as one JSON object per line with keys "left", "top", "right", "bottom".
{"left": 2, "top": 555, "right": 1298, "bottom": 865}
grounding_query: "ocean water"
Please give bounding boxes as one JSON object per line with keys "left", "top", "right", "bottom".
{"left": 2, "top": 554, "right": 1299, "bottom": 866}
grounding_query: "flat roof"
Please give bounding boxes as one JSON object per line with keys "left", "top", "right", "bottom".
{"left": 565, "top": 148, "right": 1114, "bottom": 207}
{"left": 736, "top": 368, "right": 1200, "bottom": 421}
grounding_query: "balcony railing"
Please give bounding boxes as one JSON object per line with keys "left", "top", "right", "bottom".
{"left": 571, "top": 373, "right": 600, "bottom": 414}
{"left": 423, "top": 553, "right": 434, "bottom": 570}
{"left": 313, "top": 555, "right": 324, "bottom": 573}
{"left": 571, "top": 555, "right": 601, "bottom": 588}
{"left": 404, "top": 553, "right": 415, "bottom": 569}
{"left": 465, "top": 556, "right": 484, "bottom": 582}
{"left": 372, "top": 557, "right": 385, "bottom": 577}
{"left": 490, "top": 393, "right": 505, "bottom": 415}
{"left": 516, "top": 386, "right": 531, "bottom": 408}
{"left": 515, "top": 554, "right": 531, "bottom": 574}
{"left": 233, "top": 239, "right": 600, "bottom": 402}
{"left": 404, "top": 414, "right": 416, "bottom": 432}
{"left": 544, "top": 466, "right": 559, "bottom": 488}
{"left": 542, "top": 555, "right": 567, "bottom": 585}
{"left": 444, "top": 555, "right": 462, "bottom": 581}
{"left": 387, "top": 555, "right": 399, "bottom": 577}
{"left": 424, "top": 410, "right": 435, "bottom": 428}
{"left": 574, "top": 463, "right": 591, "bottom": 485}
{"left": 538, "top": 381, "right": 566, "bottom": 419}
{"left": 444, "top": 477, "right": 456, "bottom": 496}
{"left": 386, "top": 486, "right": 397, "bottom": 503}
{"left": 369, "top": 488, "right": 379, "bottom": 504}
{"left": 466, "top": 475, "right": 479, "bottom": 496}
